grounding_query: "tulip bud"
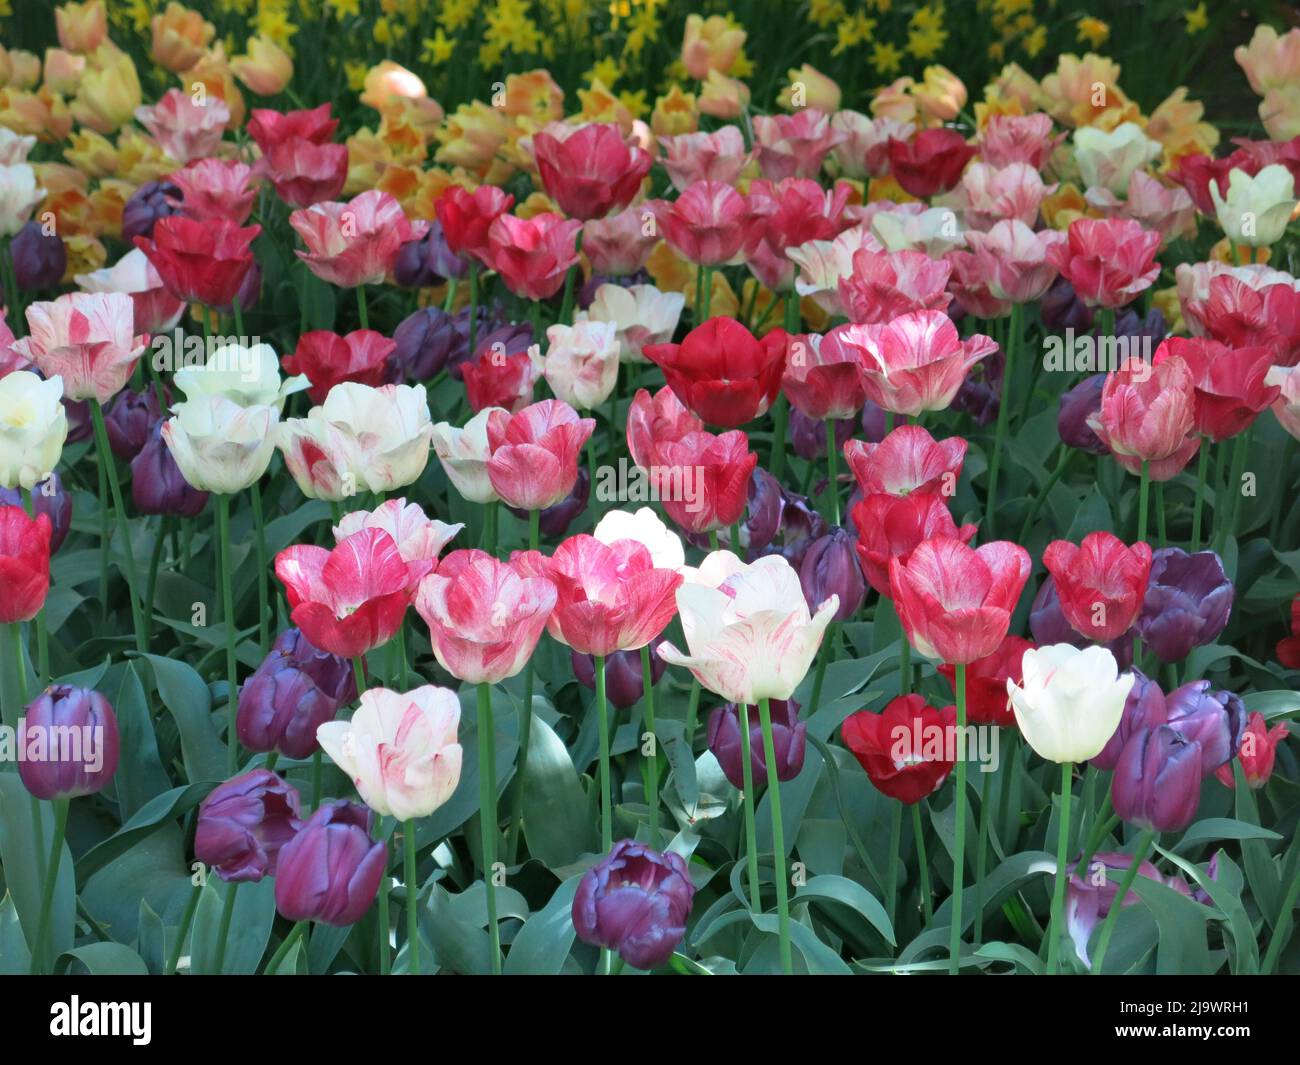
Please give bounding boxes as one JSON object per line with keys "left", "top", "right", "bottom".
{"left": 572, "top": 637, "right": 667, "bottom": 710}
{"left": 800, "top": 527, "right": 865, "bottom": 621}
{"left": 707, "top": 698, "right": 806, "bottom": 790}
{"left": 131, "top": 421, "right": 210, "bottom": 517}
{"left": 1039, "top": 277, "right": 1094, "bottom": 333}
{"left": 1165, "top": 680, "right": 1246, "bottom": 776}
{"left": 788, "top": 407, "right": 853, "bottom": 462}
{"left": 0, "top": 472, "right": 72, "bottom": 553}
{"left": 194, "top": 768, "right": 303, "bottom": 882}
{"left": 17, "top": 685, "right": 120, "bottom": 800}
{"left": 951, "top": 346, "right": 1004, "bottom": 427}
{"left": 121, "top": 179, "right": 182, "bottom": 243}
{"left": 1090, "top": 668, "right": 1167, "bottom": 771}
{"left": 104, "top": 385, "right": 165, "bottom": 461}
{"left": 11, "top": 221, "right": 67, "bottom": 289}
{"left": 765, "top": 487, "right": 828, "bottom": 569}
{"left": 1214, "top": 711, "right": 1288, "bottom": 790}
{"left": 274, "top": 800, "right": 386, "bottom": 926}
{"left": 236, "top": 628, "right": 357, "bottom": 759}
{"left": 389, "top": 306, "right": 461, "bottom": 381}
{"left": 1111, "top": 725, "right": 1202, "bottom": 832}
{"left": 571, "top": 839, "right": 696, "bottom": 970}
{"left": 1057, "top": 373, "right": 1109, "bottom": 454}
{"left": 1136, "top": 548, "right": 1233, "bottom": 663}
{"left": 393, "top": 221, "right": 466, "bottom": 288}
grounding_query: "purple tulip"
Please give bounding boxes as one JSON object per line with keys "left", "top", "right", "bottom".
{"left": 764, "top": 487, "right": 829, "bottom": 570}
{"left": 1029, "top": 576, "right": 1135, "bottom": 670}
{"left": 194, "top": 769, "right": 303, "bottom": 883}
{"left": 1067, "top": 851, "right": 1194, "bottom": 969}
{"left": 393, "top": 220, "right": 467, "bottom": 287}
{"left": 506, "top": 467, "right": 589, "bottom": 537}
{"left": 1111, "top": 725, "right": 1202, "bottom": 832}
{"left": 571, "top": 839, "right": 696, "bottom": 970}
{"left": 274, "top": 800, "right": 386, "bottom": 926}
{"left": 1165, "top": 680, "right": 1246, "bottom": 776}
{"left": 577, "top": 270, "right": 652, "bottom": 310}
{"left": 236, "top": 628, "right": 357, "bottom": 759}
{"left": 0, "top": 472, "right": 72, "bottom": 553}
{"left": 390, "top": 306, "right": 462, "bottom": 381}
{"left": 800, "top": 526, "right": 865, "bottom": 621}
{"left": 1057, "top": 373, "right": 1109, "bottom": 454}
{"left": 1136, "top": 548, "right": 1233, "bottom": 663}
{"left": 17, "top": 685, "right": 120, "bottom": 800}
{"left": 104, "top": 386, "right": 166, "bottom": 461}
{"left": 707, "top": 697, "right": 806, "bottom": 791}
{"left": 572, "top": 637, "right": 666, "bottom": 710}
{"left": 121, "top": 180, "right": 182, "bottom": 243}
{"left": 1040, "top": 277, "right": 1094, "bottom": 333}
{"left": 788, "top": 407, "right": 853, "bottom": 462}
{"left": 860, "top": 398, "right": 888, "bottom": 443}
{"left": 1114, "top": 304, "right": 1167, "bottom": 349}
{"left": 131, "top": 421, "right": 209, "bottom": 517}
{"left": 951, "top": 346, "right": 1003, "bottom": 426}
{"left": 1091, "top": 669, "right": 1167, "bottom": 772}
{"left": 11, "top": 221, "right": 66, "bottom": 290}
{"left": 62, "top": 397, "right": 92, "bottom": 444}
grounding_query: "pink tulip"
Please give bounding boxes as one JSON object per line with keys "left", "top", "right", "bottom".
{"left": 780, "top": 331, "right": 868, "bottom": 420}
{"left": 830, "top": 111, "right": 914, "bottom": 179}
{"left": 626, "top": 385, "right": 704, "bottom": 470}
{"left": 291, "top": 190, "right": 420, "bottom": 288}
{"left": 533, "top": 122, "right": 653, "bottom": 221}
{"left": 1087, "top": 358, "right": 1201, "bottom": 481}
{"left": 978, "top": 113, "right": 1064, "bottom": 171}
{"left": 74, "top": 248, "right": 185, "bottom": 334}
{"left": 751, "top": 109, "right": 846, "bottom": 181}
{"left": 844, "top": 424, "right": 967, "bottom": 498}
{"left": 134, "top": 88, "right": 229, "bottom": 164}
{"left": 953, "top": 162, "right": 1056, "bottom": 231}
{"left": 745, "top": 177, "right": 852, "bottom": 292}
{"left": 486, "top": 399, "right": 595, "bottom": 511}
{"left": 485, "top": 212, "right": 583, "bottom": 301}
{"left": 838, "top": 247, "right": 952, "bottom": 324}
{"left": 1084, "top": 170, "right": 1196, "bottom": 247}
{"left": 648, "top": 180, "right": 770, "bottom": 266}
{"left": 659, "top": 127, "right": 750, "bottom": 191}
{"left": 1045, "top": 217, "right": 1161, "bottom": 309}
{"left": 334, "top": 498, "right": 463, "bottom": 567}
{"left": 945, "top": 250, "right": 1013, "bottom": 319}
{"left": 14, "top": 292, "right": 146, "bottom": 404}
{"left": 965, "top": 220, "right": 1066, "bottom": 303}
{"left": 582, "top": 206, "right": 659, "bottom": 276}
{"left": 170, "top": 158, "right": 258, "bottom": 225}
{"left": 650, "top": 428, "right": 756, "bottom": 535}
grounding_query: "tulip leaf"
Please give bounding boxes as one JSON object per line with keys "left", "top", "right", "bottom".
{"left": 1175, "top": 817, "right": 1282, "bottom": 851}
{"left": 1126, "top": 875, "right": 1216, "bottom": 975}
{"left": 748, "top": 912, "right": 852, "bottom": 974}
{"left": 0, "top": 775, "right": 75, "bottom": 965}
{"left": 503, "top": 873, "right": 582, "bottom": 975}
{"left": 140, "top": 653, "right": 228, "bottom": 783}
{"left": 426, "top": 884, "right": 494, "bottom": 975}
{"left": 59, "top": 942, "right": 150, "bottom": 976}
{"left": 76, "top": 782, "right": 216, "bottom": 888}
{"left": 106, "top": 660, "right": 172, "bottom": 820}
{"left": 522, "top": 715, "right": 596, "bottom": 868}
{"left": 794, "top": 873, "right": 895, "bottom": 946}
{"left": 1242, "top": 689, "right": 1300, "bottom": 721}
{"left": 0, "top": 894, "right": 32, "bottom": 974}
{"left": 189, "top": 876, "right": 277, "bottom": 975}
{"left": 1155, "top": 844, "right": 1258, "bottom": 975}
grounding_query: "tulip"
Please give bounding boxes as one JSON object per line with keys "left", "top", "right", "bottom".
{"left": 837, "top": 248, "right": 953, "bottom": 325}
{"left": 844, "top": 424, "right": 966, "bottom": 498}
{"left": 581, "top": 207, "right": 660, "bottom": 276}
{"left": 750, "top": 108, "right": 845, "bottom": 181}
{"left": 780, "top": 332, "right": 867, "bottom": 422}
{"left": 389, "top": 306, "right": 463, "bottom": 381}
{"left": 651, "top": 428, "right": 757, "bottom": 536}
{"left": 120, "top": 179, "right": 183, "bottom": 244}
{"left": 1165, "top": 680, "right": 1246, "bottom": 776}
{"left": 261, "top": 137, "right": 350, "bottom": 209}
{"left": 1008, "top": 644, "right": 1134, "bottom": 763}
{"left": 1087, "top": 358, "right": 1200, "bottom": 482}
{"left": 789, "top": 409, "right": 854, "bottom": 462}
{"left": 13, "top": 292, "right": 145, "bottom": 405}
{"left": 543, "top": 320, "right": 620, "bottom": 410}
{"left": 887, "top": 128, "right": 977, "bottom": 197}
{"left": 1152, "top": 337, "right": 1279, "bottom": 442}
{"left": 1046, "top": 217, "right": 1161, "bottom": 309}
{"left": 1090, "top": 669, "right": 1168, "bottom": 772}
{"left": 274, "top": 800, "right": 386, "bottom": 926}
{"left": 1215, "top": 712, "right": 1289, "bottom": 789}
{"left": 103, "top": 385, "right": 165, "bottom": 461}
{"left": 393, "top": 220, "right": 466, "bottom": 288}
{"left": 1073, "top": 122, "right": 1161, "bottom": 195}
{"left": 965, "top": 220, "right": 1066, "bottom": 304}
{"left": 1040, "top": 277, "right": 1096, "bottom": 334}
{"left": 333, "top": 498, "right": 461, "bottom": 568}
{"left": 1057, "top": 373, "right": 1109, "bottom": 454}
{"left": 625, "top": 385, "right": 704, "bottom": 470}
{"left": 431, "top": 407, "right": 510, "bottom": 505}
{"left": 745, "top": 178, "right": 852, "bottom": 291}
{"left": 533, "top": 122, "right": 653, "bottom": 222}
{"left": 282, "top": 330, "right": 395, "bottom": 404}
{"left": 1111, "top": 725, "right": 1203, "bottom": 832}
{"left": 1191, "top": 269, "right": 1300, "bottom": 366}
{"left": 1136, "top": 548, "right": 1233, "bottom": 663}
{"left": 485, "top": 399, "right": 595, "bottom": 512}
{"left": 150, "top": 1, "right": 214, "bottom": 72}
{"left": 230, "top": 35, "right": 293, "bottom": 96}
{"left": 659, "top": 127, "right": 749, "bottom": 191}
{"left": 0, "top": 474, "right": 70, "bottom": 555}
{"left": 787, "top": 224, "right": 881, "bottom": 317}
{"left": 871, "top": 206, "right": 967, "bottom": 257}
{"left": 851, "top": 491, "right": 976, "bottom": 597}
{"left": 581, "top": 284, "right": 684, "bottom": 363}
{"left": 434, "top": 185, "right": 514, "bottom": 265}
{"left": 1027, "top": 575, "right": 1136, "bottom": 671}
{"left": 291, "top": 190, "right": 418, "bottom": 288}
{"left": 74, "top": 247, "right": 186, "bottom": 335}
{"left": 194, "top": 769, "right": 303, "bottom": 882}
{"left": 136, "top": 215, "right": 261, "bottom": 308}
{"left": 830, "top": 112, "right": 909, "bottom": 178}
{"left": 0, "top": 162, "right": 43, "bottom": 237}
{"left": 462, "top": 346, "right": 542, "bottom": 414}
{"left": 1042, "top": 531, "right": 1153, "bottom": 643}
{"left": 937, "top": 635, "right": 1035, "bottom": 728}
{"left": 249, "top": 105, "right": 338, "bottom": 151}
{"left": 164, "top": 397, "right": 278, "bottom": 494}
{"left": 648, "top": 180, "right": 768, "bottom": 267}
{"left": 573, "top": 638, "right": 667, "bottom": 710}
{"left": 1210, "top": 164, "right": 1297, "bottom": 247}
{"left": 170, "top": 159, "right": 258, "bottom": 226}
{"left": 799, "top": 528, "right": 865, "bottom": 622}
{"left": 56, "top": 1, "right": 108, "bottom": 52}
{"left": 955, "top": 161, "right": 1056, "bottom": 231}
{"left": 979, "top": 113, "right": 1063, "bottom": 170}
{"left": 17, "top": 684, "right": 119, "bottom": 798}
{"left": 134, "top": 87, "right": 229, "bottom": 164}
{"left": 842, "top": 694, "right": 958, "bottom": 804}
{"left": 0, "top": 371, "right": 67, "bottom": 490}
{"left": 485, "top": 212, "right": 582, "bottom": 301}
{"left": 236, "top": 627, "right": 357, "bottom": 760}
{"left": 644, "top": 318, "right": 787, "bottom": 428}
{"left": 11, "top": 221, "right": 66, "bottom": 290}
{"left": 1067, "top": 852, "right": 1194, "bottom": 970}
{"left": 132, "top": 421, "right": 209, "bottom": 517}
{"left": 572, "top": 840, "right": 696, "bottom": 971}
{"left": 947, "top": 250, "right": 1012, "bottom": 320}
{"left": 708, "top": 697, "right": 806, "bottom": 790}
{"left": 1267, "top": 363, "right": 1300, "bottom": 440}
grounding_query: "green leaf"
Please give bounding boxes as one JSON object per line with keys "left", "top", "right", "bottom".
{"left": 522, "top": 716, "right": 596, "bottom": 868}
{"left": 59, "top": 942, "right": 150, "bottom": 975}
{"left": 189, "top": 877, "right": 277, "bottom": 975}
{"left": 503, "top": 873, "right": 582, "bottom": 975}
{"left": 795, "top": 874, "right": 895, "bottom": 946}
{"left": 141, "top": 653, "right": 227, "bottom": 782}
{"left": 0, "top": 776, "right": 74, "bottom": 964}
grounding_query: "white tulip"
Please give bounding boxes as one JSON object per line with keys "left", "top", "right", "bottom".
{"left": 1008, "top": 644, "right": 1134, "bottom": 763}
{"left": 0, "top": 371, "right": 68, "bottom": 490}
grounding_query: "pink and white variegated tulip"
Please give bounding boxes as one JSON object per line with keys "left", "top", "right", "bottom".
{"left": 316, "top": 685, "right": 462, "bottom": 820}
{"left": 486, "top": 399, "right": 595, "bottom": 511}
{"left": 948, "top": 161, "right": 1056, "bottom": 231}
{"left": 751, "top": 109, "right": 846, "bottom": 181}
{"left": 14, "top": 292, "right": 147, "bottom": 404}
{"left": 582, "top": 284, "right": 685, "bottom": 363}
{"left": 977, "top": 113, "right": 1063, "bottom": 171}
{"left": 134, "top": 88, "right": 230, "bottom": 165}
{"left": 75, "top": 248, "right": 186, "bottom": 335}
{"left": 658, "top": 553, "right": 839, "bottom": 705}
{"left": 431, "top": 406, "right": 510, "bottom": 504}
{"left": 291, "top": 189, "right": 422, "bottom": 288}
{"left": 786, "top": 224, "right": 882, "bottom": 317}
{"left": 658, "top": 126, "right": 750, "bottom": 192}
{"left": 837, "top": 248, "right": 952, "bottom": 325}
{"left": 1267, "top": 364, "right": 1300, "bottom": 440}
{"left": 334, "top": 497, "right": 463, "bottom": 567}
{"left": 543, "top": 319, "right": 620, "bottom": 409}
{"left": 964, "top": 220, "right": 1066, "bottom": 304}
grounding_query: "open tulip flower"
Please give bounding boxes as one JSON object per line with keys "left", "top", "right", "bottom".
{"left": 291, "top": 189, "right": 421, "bottom": 288}
{"left": 485, "top": 398, "right": 595, "bottom": 511}
{"left": 135, "top": 214, "right": 261, "bottom": 308}
{"left": 14, "top": 292, "right": 146, "bottom": 405}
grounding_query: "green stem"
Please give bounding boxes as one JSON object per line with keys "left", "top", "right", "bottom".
{"left": 1090, "top": 829, "right": 1156, "bottom": 974}
{"left": 251, "top": 481, "right": 270, "bottom": 656}
{"left": 700, "top": 264, "right": 713, "bottom": 320}
{"left": 559, "top": 228, "right": 584, "bottom": 326}
{"left": 641, "top": 645, "right": 659, "bottom": 838}
{"left": 984, "top": 301, "right": 1020, "bottom": 537}
{"left": 1047, "top": 761, "right": 1073, "bottom": 975}
{"left": 165, "top": 882, "right": 202, "bottom": 975}
{"left": 1016, "top": 447, "right": 1071, "bottom": 544}
{"left": 1261, "top": 860, "right": 1300, "bottom": 973}
{"left": 1136, "top": 460, "right": 1150, "bottom": 545}
{"left": 974, "top": 768, "right": 992, "bottom": 943}
{"left": 19, "top": 489, "right": 49, "bottom": 686}
{"left": 684, "top": 679, "right": 701, "bottom": 750}
{"left": 949, "top": 663, "right": 968, "bottom": 974}
{"left": 595, "top": 655, "right": 612, "bottom": 853}
{"left": 737, "top": 701, "right": 761, "bottom": 914}
{"left": 356, "top": 283, "right": 369, "bottom": 330}
{"left": 504, "top": 510, "right": 539, "bottom": 862}
{"left": 404, "top": 819, "right": 420, "bottom": 975}
{"left": 217, "top": 495, "right": 240, "bottom": 774}
{"left": 1213, "top": 432, "right": 1249, "bottom": 556}
{"left": 758, "top": 697, "right": 792, "bottom": 974}
{"left": 262, "top": 919, "right": 308, "bottom": 974}
{"left": 825, "top": 418, "right": 841, "bottom": 524}
{"left": 310, "top": 751, "right": 322, "bottom": 813}
{"left": 1, "top": 621, "right": 25, "bottom": 729}
{"left": 476, "top": 682, "right": 501, "bottom": 975}
{"left": 913, "top": 801, "right": 933, "bottom": 923}
{"left": 30, "top": 797, "right": 69, "bottom": 974}
{"left": 211, "top": 881, "right": 239, "bottom": 975}
{"left": 886, "top": 801, "right": 902, "bottom": 929}
{"left": 1190, "top": 439, "right": 1209, "bottom": 550}
{"left": 89, "top": 399, "right": 147, "bottom": 652}
{"left": 468, "top": 263, "right": 480, "bottom": 355}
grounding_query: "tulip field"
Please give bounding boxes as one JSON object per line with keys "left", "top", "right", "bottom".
{"left": 2, "top": 0, "right": 1300, "bottom": 989}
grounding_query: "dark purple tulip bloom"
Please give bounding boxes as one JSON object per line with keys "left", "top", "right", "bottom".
{"left": 571, "top": 839, "right": 696, "bottom": 970}
{"left": 572, "top": 637, "right": 666, "bottom": 710}
{"left": 788, "top": 406, "right": 853, "bottom": 462}
{"left": 463, "top": 320, "right": 535, "bottom": 379}
{"left": 684, "top": 468, "right": 782, "bottom": 559}
{"left": 393, "top": 220, "right": 467, "bottom": 288}
{"left": 132, "top": 421, "right": 209, "bottom": 517}
{"left": 1067, "top": 851, "right": 1194, "bottom": 970}
{"left": 121, "top": 180, "right": 182, "bottom": 243}
{"left": 506, "top": 467, "right": 589, "bottom": 537}
{"left": 1058, "top": 373, "right": 1109, "bottom": 454}
{"left": 0, "top": 472, "right": 72, "bottom": 553}
{"left": 1091, "top": 669, "right": 1167, "bottom": 772}
{"left": 17, "top": 685, "right": 120, "bottom": 800}
{"left": 1040, "top": 277, "right": 1094, "bottom": 333}
{"left": 800, "top": 526, "right": 865, "bottom": 621}
{"left": 389, "top": 306, "right": 462, "bottom": 381}
{"left": 1029, "top": 576, "right": 1134, "bottom": 670}
{"left": 707, "top": 697, "right": 806, "bottom": 791}
{"left": 1165, "top": 681, "right": 1246, "bottom": 776}
{"left": 274, "top": 800, "right": 386, "bottom": 927}
{"left": 1136, "top": 548, "right": 1233, "bottom": 663}
{"left": 951, "top": 346, "right": 1003, "bottom": 427}
{"left": 62, "top": 397, "right": 92, "bottom": 444}
{"left": 236, "top": 628, "right": 357, "bottom": 759}
{"left": 194, "top": 769, "right": 303, "bottom": 882}
{"left": 11, "top": 221, "right": 66, "bottom": 289}
{"left": 1114, "top": 304, "right": 1167, "bottom": 348}
{"left": 104, "top": 386, "right": 166, "bottom": 461}
{"left": 860, "top": 398, "right": 888, "bottom": 443}
{"left": 764, "top": 487, "right": 829, "bottom": 569}
{"left": 1111, "top": 725, "right": 1202, "bottom": 832}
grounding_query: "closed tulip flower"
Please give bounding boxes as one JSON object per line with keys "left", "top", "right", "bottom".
{"left": 780, "top": 331, "right": 868, "bottom": 421}
{"left": 18, "top": 685, "right": 119, "bottom": 799}
{"left": 651, "top": 428, "right": 757, "bottom": 536}
{"left": 837, "top": 248, "right": 953, "bottom": 325}
{"left": 131, "top": 421, "right": 209, "bottom": 516}
{"left": 275, "top": 528, "right": 429, "bottom": 659}
{"left": 434, "top": 185, "right": 514, "bottom": 265}
{"left": 104, "top": 385, "right": 164, "bottom": 460}
{"left": 248, "top": 104, "right": 338, "bottom": 153}
{"left": 1057, "top": 373, "right": 1109, "bottom": 454}
{"left": 937, "top": 635, "right": 1036, "bottom": 727}
{"left": 170, "top": 159, "right": 258, "bottom": 226}
{"left": 1210, "top": 164, "right": 1297, "bottom": 247}
{"left": 659, "top": 553, "right": 838, "bottom": 705}
{"left": 659, "top": 127, "right": 750, "bottom": 191}
{"left": 485, "top": 212, "right": 583, "bottom": 301}
{"left": 317, "top": 685, "right": 462, "bottom": 821}
{"left": 282, "top": 330, "right": 395, "bottom": 404}
{"left": 230, "top": 34, "right": 293, "bottom": 96}
{"left": 1267, "top": 364, "right": 1300, "bottom": 441}
{"left": 136, "top": 215, "right": 261, "bottom": 309}
{"left": 0, "top": 474, "right": 71, "bottom": 554}
{"left": 1042, "top": 531, "right": 1153, "bottom": 643}
{"left": 415, "top": 549, "right": 556, "bottom": 684}
{"left": 0, "top": 371, "right": 67, "bottom": 490}
{"left": 648, "top": 180, "right": 768, "bottom": 266}
{"left": 1165, "top": 681, "right": 1246, "bottom": 777}
{"left": 544, "top": 320, "right": 620, "bottom": 410}
{"left": 851, "top": 491, "right": 976, "bottom": 596}
{"left": 486, "top": 399, "right": 595, "bottom": 511}
{"left": 966, "top": 220, "right": 1066, "bottom": 304}
{"left": 274, "top": 800, "right": 386, "bottom": 926}
{"left": 1073, "top": 122, "right": 1161, "bottom": 195}
{"left": 11, "top": 221, "right": 66, "bottom": 290}
{"left": 1008, "top": 644, "right": 1134, "bottom": 763}
{"left": 134, "top": 87, "right": 228, "bottom": 165}
{"left": 291, "top": 190, "right": 419, "bottom": 288}
{"left": 236, "top": 627, "right": 357, "bottom": 759}
{"left": 1087, "top": 358, "right": 1201, "bottom": 481}
{"left": 842, "top": 694, "right": 958, "bottom": 804}
{"left": 261, "top": 138, "right": 349, "bottom": 209}
{"left": 0, "top": 162, "right": 43, "bottom": 237}
{"left": 1151, "top": 337, "right": 1279, "bottom": 442}
{"left": 581, "top": 207, "right": 660, "bottom": 276}
{"left": 0, "top": 505, "right": 51, "bottom": 626}
{"left": 163, "top": 397, "right": 278, "bottom": 494}
{"left": 1215, "top": 712, "right": 1289, "bottom": 789}
{"left": 751, "top": 109, "right": 845, "bottom": 181}
{"left": 533, "top": 122, "right": 653, "bottom": 221}
{"left": 708, "top": 697, "right": 805, "bottom": 791}
{"left": 14, "top": 292, "right": 145, "bottom": 405}
{"left": 431, "top": 407, "right": 510, "bottom": 504}
{"left": 462, "top": 346, "right": 542, "bottom": 414}
{"left": 979, "top": 113, "right": 1063, "bottom": 170}
{"left": 120, "top": 180, "right": 183, "bottom": 244}
{"left": 194, "top": 769, "right": 303, "bottom": 882}
{"left": 1090, "top": 669, "right": 1168, "bottom": 772}
{"left": 887, "top": 128, "right": 977, "bottom": 197}
{"left": 1111, "top": 725, "right": 1203, "bottom": 832}
{"left": 173, "top": 343, "right": 307, "bottom": 411}
{"left": 625, "top": 385, "right": 704, "bottom": 470}
{"left": 593, "top": 506, "right": 686, "bottom": 571}
{"left": 393, "top": 220, "right": 466, "bottom": 288}
{"left": 844, "top": 424, "right": 967, "bottom": 498}
{"left": 1136, "top": 548, "right": 1233, "bottom": 663}
{"left": 799, "top": 527, "right": 865, "bottom": 622}
{"left": 1046, "top": 218, "right": 1161, "bottom": 309}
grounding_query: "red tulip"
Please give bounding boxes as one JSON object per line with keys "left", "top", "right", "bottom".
{"left": 533, "top": 122, "right": 653, "bottom": 221}
{"left": 937, "top": 635, "right": 1036, "bottom": 727}
{"left": 291, "top": 190, "right": 419, "bottom": 288}
{"left": 648, "top": 180, "right": 771, "bottom": 266}
{"left": 886, "top": 128, "right": 977, "bottom": 198}
{"left": 247, "top": 104, "right": 339, "bottom": 153}
{"left": 282, "top": 329, "right": 396, "bottom": 404}
{"left": 513, "top": 534, "right": 682, "bottom": 656}
{"left": 851, "top": 491, "right": 976, "bottom": 597}
{"left": 1151, "top": 337, "right": 1280, "bottom": 442}
{"left": 745, "top": 178, "right": 852, "bottom": 291}
{"left": 626, "top": 385, "right": 704, "bottom": 470}
{"left": 1045, "top": 217, "right": 1161, "bottom": 309}
{"left": 1087, "top": 358, "right": 1201, "bottom": 481}
{"left": 261, "top": 138, "right": 349, "bottom": 209}
{"left": 135, "top": 215, "right": 260, "bottom": 308}
{"left": 650, "top": 429, "right": 757, "bottom": 535}
{"left": 1278, "top": 593, "right": 1300, "bottom": 669}
{"left": 1215, "top": 711, "right": 1289, "bottom": 789}
{"left": 780, "top": 331, "right": 868, "bottom": 420}
{"left": 435, "top": 185, "right": 514, "bottom": 264}
{"left": 486, "top": 399, "right": 595, "bottom": 511}
{"left": 844, "top": 424, "right": 967, "bottom": 498}
{"left": 485, "top": 212, "right": 582, "bottom": 301}
{"left": 274, "top": 528, "right": 429, "bottom": 659}
{"left": 837, "top": 248, "right": 952, "bottom": 324}
{"left": 841, "top": 694, "right": 957, "bottom": 804}
{"left": 890, "top": 537, "right": 1031, "bottom": 664}
{"left": 1200, "top": 272, "right": 1300, "bottom": 368}
{"left": 462, "top": 347, "right": 541, "bottom": 413}
{"left": 0, "top": 506, "right": 51, "bottom": 624}
{"left": 644, "top": 317, "right": 787, "bottom": 428}
{"left": 1042, "top": 531, "right": 1152, "bottom": 643}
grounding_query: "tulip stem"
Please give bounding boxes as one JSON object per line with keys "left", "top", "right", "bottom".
{"left": 1047, "top": 761, "right": 1074, "bottom": 975}
{"left": 913, "top": 801, "right": 934, "bottom": 922}
{"left": 0, "top": 621, "right": 25, "bottom": 730}
{"left": 1090, "top": 829, "right": 1155, "bottom": 974}
{"left": 480, "top": 499, "right": 498, "bottom": 555}
{"left": 251, "top": 481, "right": 270, "bottom": 656}
{"left": 1214, "top": 432, "right": 1249, "bottom": 556}
{"left": 475, "top": 683, "right": 502, "bottom": 975}
{"left": 948, "top": 663, "right": 969, "bottom": 975}
{"left": 594, "top": 655, "right": 613, "bottom": 853}
{"left": 560, "top": 229, "right": 584, "bottom": 327}
{"left": 375, "top": 833, "right": 391, "bottom": 976}
{"left": 730, "top": 521, "right": 742, "bottom": 560}
{"left": 504, "top": 509, "right": 539, "bottom": 863}
{"left": 1136, "top": 460, "right": 1151, "bottom": 546}
{"left": 30, "top": 797, "right": 68, "bottom": 975}
{"left": 974, "top": 768, "right": 993, "bottom": 943}
{"left": 684, "top": 679, "right": 701, "bottom": 749}
{"left": 263, "top": 920, "right": 308, "bottom": 974}
{"left": 356, "top": 284, "right": 369, "bottom": 330}
{"left": 825, "top": 418, "right": 841, "bottom": 524}
{"left": 216, "top": 495, "right": 241, "bottom": 774}
{"left": 352, "top": 655, "right": 368, "bottom": 696}
{"left": 1190, "top": 441, "right": 1209, "bottom": 550}
{"left": 885, "top": 801, "right": 902, "bottom": 929}
{"left": 758, "top": 697, "right": 792, "bottom": 974}
{"left": 468, "top": 263, "right": 480, "bottom": 354}
{"left": 211, "top": 881, "right": 239, "bottom": 975}
{"left": 807, "top": 621, "right": 837, "bottom": 716}
{"left": 1016, "top": 446, "right": 1071, "bottom": 545}
{"left": 165, "top": 882, "right": 202, "bottom": 975}
{"left": 404, "top": 819, "right": 421, "bottom": 975}
{"left": 18, "top": 489, "right": 49, "bottom": 686}
{"left": 1262, "top": 853, "right": 1300, "bottom": 974}
{"left": 310, "top": 751, "right": 322, "bottom": 813}
{"left": 984, "top": 301, "right": 1020, "bottom": 538}
{"left": 736, "top": 701, "right": 762, "bottom": 914}
{"left": 641, "top": 645, "right": 660, "bottom": 839}
{"left": 96, "top": 454, "right": 108, "bottom": 624}
{"left": 89, "top": 399, "right": 148, "bottom": 654}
